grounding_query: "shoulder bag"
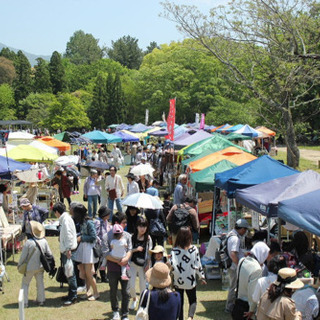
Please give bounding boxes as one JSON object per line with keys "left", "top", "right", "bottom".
{"left": 135, "top": 289, "right": 151, "bottom": 320}
{"left": 109, "top": 176, "right": 117, "bottom": 200}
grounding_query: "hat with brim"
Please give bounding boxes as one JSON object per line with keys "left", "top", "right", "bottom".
{"left": 30, "top": 221, "right": 45, "bottom": 239}
{"left": 125, "top": 173, "right": 136, "bottom": 179}
{"left": 20, "top": 197, "right": 31, "bottom": 207}
{"left": 274, "top": 267, "right": 304, "bottom": 289}
{"left": 145, "top": 262, "right": 171, "bottom": 289}
{"left": 149, "top": 245, "right": 166, "bottom": 255}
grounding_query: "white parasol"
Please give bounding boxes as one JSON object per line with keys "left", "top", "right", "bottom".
{"left": 122, "top": 193, "right": 163, "bottom": 209}
{"left": 130, "top": 163, "right": 154, "bottom": 176}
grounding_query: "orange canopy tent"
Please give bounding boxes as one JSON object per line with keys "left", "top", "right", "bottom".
{"left": 189, "top": 146, "right": 256, "bottom": 172}
{"left": 37, "top": 136, "right": 71, "bottom": 152}
{"left": 255, "top": 126, "right": 276, "bottom": 136}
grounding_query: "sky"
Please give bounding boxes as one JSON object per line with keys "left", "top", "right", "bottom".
{"left": 0, "top": 0, "right": 227, "bottom": 56}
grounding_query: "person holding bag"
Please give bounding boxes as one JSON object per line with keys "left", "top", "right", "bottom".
{"left": 138, "top": 262, "right": 181, "bottom": 320}
{"left": 73, "top": 203, "right": 99, "bottom": 301}
{"left": 105, "top": 166, "right": 124, "bottom": 219}
{"left": 17, "top": 221, "right": 53, "bottom": 308}
{"left": 129, "top": 217, "right": 152, "bottom": 310}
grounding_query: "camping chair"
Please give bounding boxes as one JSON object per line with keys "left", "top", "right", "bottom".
{"left": 0, "top": 207, "right": 22, "bottom": 264}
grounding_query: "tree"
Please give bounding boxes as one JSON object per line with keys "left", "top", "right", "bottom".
{"left": 0, "top": 84, "right": 16, "bottom": 119}
{"left": 0, "top": 57, "right": 16, "bottom": 84}
{"left": 22, "top": 93, "right": 56, "bottom": 127}
{"left": 34, "top": 58, "right": 52, "bottom": 93}
{"left": 87, "top": 73, "right": 108, "bottom": 129}
{"left": 0, "top": 47, "right": 17, "bottom": 61}
{"left": 13, "top": 50, "right": 32, "bottom": 112}
{"left": 162, "top": 0, "right": 320, "bottom": 168}
{"left": 112, "top": 73, "right": 126, "bottom": 123}
{"left": 49, "top": 51, "right": 65, "bottom": 94}
{"left": 43, "top": 93, "right": 91, "bottom": 131}
{"left": 107, "top": 35, "right": 143, "bottom": 69}
{"left": 145, "top": 41, "right": 160, "bottom": 55}
{"left": 65, "top": 30, "right": 104, "bottom": 65}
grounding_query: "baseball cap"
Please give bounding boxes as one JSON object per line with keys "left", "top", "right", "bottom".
{"left": 235, "top": 218, "right": 250, "bottom": 229}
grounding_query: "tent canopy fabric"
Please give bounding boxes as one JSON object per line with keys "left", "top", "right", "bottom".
{"left": 81, "top": 130, "right": 122, "bottom": 144}
{"left": 0, "top": 155, "right": 31, "bottom": 177}
{"left": 255, "top": 126, "right": 276, "bottom": 136}
{"left": 222, "top": 124, "right": 244, "bottom": 133}
{"left": 278, "top": 189, "right": 320, "bottom": 237}
{"left": 8, "top": 131, "right": 35, "bottom": 140}
{"left": 113, "top": 131, "right": 139, "bottom": 142}
{"left": 234, "top": 124, "right": 259, "bottom": 137}
{"left": 130, "top": 123, "right": 150, "bottom": 133}
{"left": 225, "top": 133, "right": 251, "bottom": 141}
{"left": 190, "top": 160, "right": 238, "bottom": 192}
{"left": 7, "top": 145, "right": 58, "bottom": 163}
{"left": 179, "top": 133, "right": 249, "bottom": 158}
{"left": 211, "top": 124, "right": 230, "bottom": 132}
{"left": 215, "top": 155, "right": 299, "bottom": 198}
{"left": 53, "top": 132, "right": 70, "bottom": 142}
{"left": 235, "top": 170, "right": 320, "bottom": 217}
{"left": 37, "top": 136, "right": 71, "bottom": 152}
{"left": 174, "top": 130, "right": 212, "bottom": 147}
{"left": 189, "top": 146, "right": 256, "bottom": 172}
{"left": 29, "top": 140, "right": 58, "bottom": 155}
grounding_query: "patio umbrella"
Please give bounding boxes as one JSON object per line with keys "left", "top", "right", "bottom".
{"left": 55, "top": 155, "right": 79, "bottom": 166}
{"left": 15, "top": 167, "right": 49, "bottom": 183}
{"left": 122, "top": 193, "right": 163, "bottom": 209}
{"left": 85, "top": 161, "right": 110, "bottom": 170}
{"left": 7, "top": 145, "right": 58, "bottom": 163}
{"left": 130, "top": 164, "right": 154, "bottom": 176}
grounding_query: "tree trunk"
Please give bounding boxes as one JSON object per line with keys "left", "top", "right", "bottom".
{"left": 283, "top": 108, "right": 300, "bottom": 168}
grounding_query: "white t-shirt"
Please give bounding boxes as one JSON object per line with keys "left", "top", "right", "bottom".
{"left": 227, "top": 230, "right": 244, "bottom": 269}
{"left": 252, "top": 273, "right": 277, "bottom": 304}
{"left": 127, "top": 180, "right": 139, "bottom": 196}
{"left": 110, "top": 237, "right": 127, "bottom": 259}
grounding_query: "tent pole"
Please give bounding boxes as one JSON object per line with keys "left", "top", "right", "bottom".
{"left": 278, "top": 218, "right": 282, "bottom": 245}
{"left": 267, "top": 217, "right": 271, "bottom": 245}
{"left": 211, "top": 187, "right": 216, "bottom": 236}
{"left": 227, "top": 198, "right": 231, "bottom": 232}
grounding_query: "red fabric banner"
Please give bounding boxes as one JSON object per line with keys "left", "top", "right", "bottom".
{"left": 166, "top": 98, "right": 176, "bottom": 141}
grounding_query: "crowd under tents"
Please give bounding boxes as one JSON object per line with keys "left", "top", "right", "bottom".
{"left": 235, "top": 170, "right": 320, "bottom": 217}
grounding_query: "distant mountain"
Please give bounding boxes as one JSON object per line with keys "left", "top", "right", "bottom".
{"left": 0, "top": 42, "right": 51, "bottom": 66}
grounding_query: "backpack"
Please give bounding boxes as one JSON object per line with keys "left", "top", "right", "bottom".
{"left": 33, "top": 239, "right": 57, "bottom": 278}
{"left": 215, "top": 233, "right": 235, "bottom": 269}
{"left": 149, "top": 210, "right": 167, "bottom": 237}
{"left": 170, "top": 204, "right": 191, "bottom": 234}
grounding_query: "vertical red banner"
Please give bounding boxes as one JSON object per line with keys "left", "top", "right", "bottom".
{"left": 166, "top": 98, "right": 176, "bottom": 141}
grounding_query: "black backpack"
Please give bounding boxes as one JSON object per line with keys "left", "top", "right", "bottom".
{"left": 215, "top": 233, "right": 235, "bottom": 269}
{"left": 33, "top": 239, "right": 57, "bottom": 278}
{"left": 170, "top": 204, "right": 191, "bottom": 233}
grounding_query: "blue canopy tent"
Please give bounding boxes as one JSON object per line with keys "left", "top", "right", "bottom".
{"left": 130, "top": 123, "right": 149, "bottom": 133}
{"left": 215, "top": 155, "right": 298, "bottom": 198}
{"left": 113, "top": 131, "right": 139, "bottom": 142}
{"left": 235, "top": 170, "right": 320, "bottom": 217}
{"left": 223, "top": 124, "right": 244, "bottom": 133}
{"left": 234, "top": 124, "right": 259, "bottom": 137}
{"left": 149, "top": 128, "right": 168, "bottom": 137}
{"left": 278, "top": 189, "right": 320, "bottom": 237}
{"left": 81, "top": 130, "right": 122, "bottom": 144}
{"left": 0, "top": 155, "right": 32, "bottom": 179}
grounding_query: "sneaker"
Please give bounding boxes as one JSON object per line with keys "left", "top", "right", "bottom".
{"left": 77, "top": 286, "right": 86, "bottom": 293}
{"left": 63, "top": 297, "right": 78, "bottom": 306}
{"left": 112, "top": 311, "right": 120, "bottom": 320}
{"left": 129, "top": 300, "right": 137, "bottom": 310}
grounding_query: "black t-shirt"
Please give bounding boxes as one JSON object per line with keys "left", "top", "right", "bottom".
{"left": 131, "top": 237, "right": 147, "bottom": 266}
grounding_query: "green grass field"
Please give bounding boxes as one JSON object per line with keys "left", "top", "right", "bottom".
{"left": 0, "top": 165, "right": 231, "bottom": 320}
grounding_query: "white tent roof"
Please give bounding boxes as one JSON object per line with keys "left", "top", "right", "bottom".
{"left": 29, "top": 140, "right": 58, "bottom": 155}
{"left": 8, "top": 131, "right": 35, "bottom": 140}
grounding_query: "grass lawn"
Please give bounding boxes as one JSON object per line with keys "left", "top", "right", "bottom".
{"left": 0, "top": 165, "right": 231, "bottom": 320}
{"left": 298, "top": 145, "right": 320, "bottom": 151}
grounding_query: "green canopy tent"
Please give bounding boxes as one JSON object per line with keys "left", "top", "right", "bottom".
{"left": 53, "top": 131, "right": 71, "bottom": 142}
{"left": 225, "top": 133, "right": 252, "bottom": 141}
{"left": 179, "top": 133, "right": 249, "bottom": 158}
{"left": 189, "top": 160, "right": 238, "bottom": 192}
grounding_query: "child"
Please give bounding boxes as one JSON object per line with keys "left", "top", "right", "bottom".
{"left": 17, "top": 221, "right": 53, "bottom": 307}
{"left": 110, "top": 224, "right": 129, "bottom": 280}
{"left": 149, "top": 245, "right": 167, "bottom": 267}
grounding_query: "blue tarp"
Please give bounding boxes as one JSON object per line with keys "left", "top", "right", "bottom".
{"left": 81, "top": 130, "right": 122, "bottom": 144}
{"left": 0, "top": 155, "right": 31, "bottom": 178}
{"left": 235, "top": 170, "right": 320, "bottom": 217}
{"left": 113, "top": 131, "right": 139, "bottom": 142}
{"left": 215, "top": 155, "right": 299, "bottom": 198}
{"left": 278, "top": 189, "right": 320, "bottom": 237}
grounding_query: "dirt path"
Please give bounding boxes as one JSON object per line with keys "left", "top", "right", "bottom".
{"left": 278, "top": 147, "right": 320, "bottom": 164}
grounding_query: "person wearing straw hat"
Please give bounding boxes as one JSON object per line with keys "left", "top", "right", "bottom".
{"left": 256, "top": 268, "right": 304, "bottom": 320}
{"left": 17, "top": 221, "right": 53, "bottom": 308}
{"left": 138, "top": 262, "right": 181, "bottom": 320}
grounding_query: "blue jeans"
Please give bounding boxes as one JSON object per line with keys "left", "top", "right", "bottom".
{"left": 61, "top": 253, "right": 77, "bottom": 300}
{"left": 88, "top": 195, "right": 98, "bottom": 218}
{"left": 108, "top": 198, "right": 122, "bottom": 221}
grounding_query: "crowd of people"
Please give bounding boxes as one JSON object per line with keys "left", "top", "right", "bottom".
{"left": 12, "top": 141, "right": 320, "bottom": 320}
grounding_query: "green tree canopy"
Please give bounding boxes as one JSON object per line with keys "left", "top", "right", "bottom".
{"left": 0, "top": 47, "right": 17, "bottom": 62}
{"left": 49, "top": 51, "right": 65, "bottom": 94}
{"left": 0, "top": 57, "right": 16, "bottom": 85}
{"left": 65, "top": 30, "right": 104, "bottom": 65}
{"left": 107, "top": 35, "right": 143, "bottom": 69}
{"left": 43, "top": 93, "right": 91, "bottom": 131}
{"left": 0, "top": 84, "right": 16, "bottom": 119}
{"left": 34, "top": 58, "right": 52, "bottom": 93}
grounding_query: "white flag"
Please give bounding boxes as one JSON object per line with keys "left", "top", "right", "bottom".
{"left": 145, "top": 109, "right": 149, "bottom": 126}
